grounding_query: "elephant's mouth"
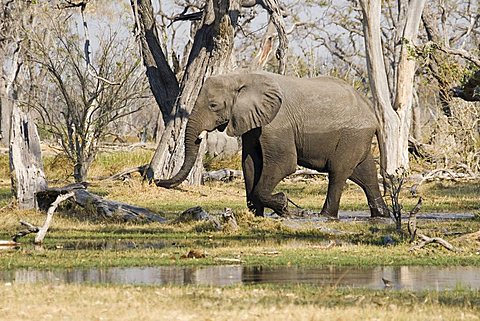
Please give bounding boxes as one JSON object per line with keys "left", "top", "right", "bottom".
{"left": 216, "top": 122, "right": 228, "bottom": 132}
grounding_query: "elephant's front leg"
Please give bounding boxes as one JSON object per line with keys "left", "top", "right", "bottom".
{"left": 250, "top": 136, "right": 297, "bottom": 217}
{"left": 242, "top": 131, "right": 265, "bottom": 216}
{"left": 243, "top": 160, "right": 291, "bottom": 217}
{"left": 256, "top": 188, "right": 290, "bottom": 216}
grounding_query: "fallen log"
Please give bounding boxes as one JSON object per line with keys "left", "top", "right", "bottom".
{"left": 202, "top": 167, "right": 328, "bottom": 182}
{"left": 103, "top": 164, "right": 148, "bottom": 181}
{"left": 35, "top": 183, "right": 166, "bottom": 223}
{"left": 202, "top": 169, "right": 243, "bottom": 182}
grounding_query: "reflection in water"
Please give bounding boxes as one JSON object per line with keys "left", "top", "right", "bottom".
{"left": 1, "top": 265, "right": 479, "bottom": 290}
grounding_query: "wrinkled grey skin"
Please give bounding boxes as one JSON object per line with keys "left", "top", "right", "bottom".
{"left": 156, "top": 72, "right": 389, "bottom": 218}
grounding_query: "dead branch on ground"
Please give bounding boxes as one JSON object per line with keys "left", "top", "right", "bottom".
{"left": 409, "top": 233, "right": 460, "bottom": 252}
{"left": 103, "top": 164, "right": 148, "bottom": 181}
{"left": 406, "top": 197, "right": 459, "bottom": 252}
{"left": 12, "top": 192, "right": 74, "bottom": 243}
{"left": 35, "top": 192, "right": 75, "bottom": 243}
{"left": 36, "top": 183, "right": 166, "bottom": 223}
{"left": 410, "top": 166, "right": 479, "bottom": 195}
{"left": 12, "top": 221, "right": 39, "bottom": 242}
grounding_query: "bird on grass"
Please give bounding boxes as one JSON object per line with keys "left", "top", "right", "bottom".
{"left": 382, "top": 277, "right": 393, "bottom": 288}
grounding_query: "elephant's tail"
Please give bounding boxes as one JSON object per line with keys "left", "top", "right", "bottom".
{"left": 375, "top": 129, "right": 387, "bottom": 176}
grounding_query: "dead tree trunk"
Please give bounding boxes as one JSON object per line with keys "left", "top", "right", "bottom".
{"left": 9, "top": 105, "right": 48, "bottom": 209}
{"left": 36, "top": 183, "right": 166, "bottom": 223}
{"left": 132, "top": 0, "right": 287, "bottom": 186}
{"left": 0, "top": 77, "right": 12, "bottom": 146}
{"left": 359, "top": 0, "right": 426, "bottom": 175}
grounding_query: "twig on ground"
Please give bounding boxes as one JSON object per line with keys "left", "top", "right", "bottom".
{"left": 12, "top": 221, "right": 40, "bottom": 242}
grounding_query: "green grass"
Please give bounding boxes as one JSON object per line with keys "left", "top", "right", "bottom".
{"left": 1, "top": 205, "right": 479, "bottom": 270}
{"left": 1, "top": 238, "right": 479, "bottom": 270}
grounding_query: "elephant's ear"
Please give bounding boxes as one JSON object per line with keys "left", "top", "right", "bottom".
{"left": 226, "top": 74, "right": 283, "bottom": 137}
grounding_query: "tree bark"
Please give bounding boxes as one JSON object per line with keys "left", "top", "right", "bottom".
{"left": 9, "top": 105, "right": 48, "bottom": 209}
{"left": 359, "top": 0, "right": 426, "bottom": 175}
{"left": 261, "top": 0, "right": 288, "bottom": 74}
{"left": 133, "top": 0, "right": 240, "bottom": 185}
{"left": 0, "top": 77, "right": 12, "bottom": 146}
{"left": 131, "top": 0, "right": 179, "bottom": 122}
{"left": 421, "top": 6, "right": 454, "bottom": 116}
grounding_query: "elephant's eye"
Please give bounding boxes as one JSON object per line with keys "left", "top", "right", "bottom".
{"left": 209, "top": 102, "right": 221, "bottom": 111}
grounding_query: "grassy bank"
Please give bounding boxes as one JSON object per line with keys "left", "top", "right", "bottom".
{"left": 1, "top": 193, "right": 479, "bottom": 269}
{"left": 1, "top": 150, "right": 480, "bottom": 269}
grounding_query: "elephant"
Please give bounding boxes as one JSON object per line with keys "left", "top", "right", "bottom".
{"left": 155, "top": 71, "right": 389, "bottom": 218}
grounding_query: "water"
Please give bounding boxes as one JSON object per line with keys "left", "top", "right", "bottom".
{"left": 1, "top": 265, "right": 479, "bottom": 291}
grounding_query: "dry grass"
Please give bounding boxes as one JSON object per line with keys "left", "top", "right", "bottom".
{"left": 1, "top": 283, "right": 478, "bottom": 321}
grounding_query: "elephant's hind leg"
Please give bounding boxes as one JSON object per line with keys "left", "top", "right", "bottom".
{"left": 349, "top": 153, "right": 389, "bottom": 217}
{"left": 321, "top": 172, "right": 350, "bottom": 218}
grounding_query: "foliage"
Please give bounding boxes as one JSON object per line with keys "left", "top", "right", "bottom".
{"left": 23, "top": 7, "right": 150, "bottom": 182}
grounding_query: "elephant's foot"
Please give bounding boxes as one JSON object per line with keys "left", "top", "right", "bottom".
{"left": 270, "top": 192, "right": 290, "bottom": 216}
{"left": 320, "top": 210, "right": 339, "bottom": 219}
{"left": 247, "top": 200, "right": 265, "bottom": 217}
{"left": 249, "top": 192, "right": 289, "bottom": 217}
{"left": 369, "top": 197, "right": 390, "bottom": 218}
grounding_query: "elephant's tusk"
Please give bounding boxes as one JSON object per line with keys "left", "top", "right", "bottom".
{"left": 198, "top": 130, "right": 208, "bottom": 140}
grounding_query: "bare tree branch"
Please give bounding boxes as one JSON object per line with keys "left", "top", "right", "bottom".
{"left": 261, "top": 0, "right": 288, "bottom": 74}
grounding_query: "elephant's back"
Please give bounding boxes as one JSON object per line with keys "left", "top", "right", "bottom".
{"left": 275, "top": 75, "right": 378, "bottom": 130}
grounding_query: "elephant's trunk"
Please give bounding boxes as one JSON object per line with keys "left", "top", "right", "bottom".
{"left": 154, "top": 121, "right": 205, "bottom": 188}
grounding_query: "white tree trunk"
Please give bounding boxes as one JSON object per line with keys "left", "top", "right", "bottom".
{"left": 9, "top": 105, "right": 48, "bottom": 209}
{"left": 359, "top": 0, "right": 426, "bottom": 175}
{"left": 0, "top": 77, "right": 12, "bottom": 146}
